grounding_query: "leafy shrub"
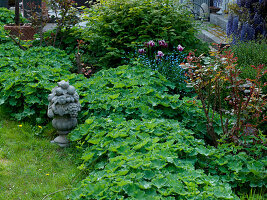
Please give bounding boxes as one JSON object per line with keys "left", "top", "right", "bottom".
{"left": 34, "top": 27, "right": 84, "bottom": 57}
{"left": 0, "top": 65, "right": 85, "bottom": 123}
{"left": 0, "top": 7, "right": 27, "bottom": 26}
{"left": 0, "top": 44, "right": 83, "bottom": 123}
{"left": 0, "top": 44, "right": 73, "bottom": 72}
{"left": 80, "top": 0, "right": 208, "bottom": 68}
{"left": 182, "top": 50, "right": 266, "bottom": 146}
{"left": 0, "top": 27, "right": 12, "bottom": 44}
{"left": 70, "top": 117, "right": 238, "bottom": 200}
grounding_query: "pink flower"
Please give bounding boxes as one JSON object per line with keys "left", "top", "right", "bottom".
{"left": 177, "top": 44, "right": 184, "bottom": 52}
{"left": 157, "top": 51, "right": 164, "bottom": 58}
{"left": 146, "top": 40, "right": 155, "bottom": 47}
{"left": 138, "top": 48, "right": 145, "bottom": 54}
{"left": 158, "top": 40, "right": 168, "bottom": 47}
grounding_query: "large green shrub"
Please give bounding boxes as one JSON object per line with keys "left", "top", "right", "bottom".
{"left": 80, "top": 0, "right": 208, "bottom": 68}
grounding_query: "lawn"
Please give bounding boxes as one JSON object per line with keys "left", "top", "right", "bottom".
{"left": 0, "top": 111, "right": 84, "bottom": 200}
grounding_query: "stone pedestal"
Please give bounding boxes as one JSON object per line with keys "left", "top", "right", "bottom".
{"left": 50, "top": 117, "right": 78, "bottom": 147}
{"left": 51, "top": 134, "right": 69, "bottom": 147}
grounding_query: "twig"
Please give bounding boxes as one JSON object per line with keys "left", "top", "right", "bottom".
{"left": 9, "top": 34, "right": 27, "bottom": 51}
{"left": 71, "top": 170, "right": 85, "bottom": 185}
{"left": 41, "top": 188, "right": 72, "bottom": 200}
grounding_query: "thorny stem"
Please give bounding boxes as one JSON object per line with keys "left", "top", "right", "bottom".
{"left": 217, "top": 81, "right": 226, "bottom": 135}
{"left": 211, "top": 80, "right": 218, "bottom": 122}
{"left": 198, "top": 89, "right": 218, "bottom": 146}
{"left": 207, "top": 78, "right": 211, "bottom": 115}
{"left": 39, "top": 6, "right": 44, "bottom": 46}
{"left": 9, "top": 34, "right": 26, "bottom": 50}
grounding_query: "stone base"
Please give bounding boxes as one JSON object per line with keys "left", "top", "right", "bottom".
{"left": 51, "top": 135, "right": 69, "bottom": 147}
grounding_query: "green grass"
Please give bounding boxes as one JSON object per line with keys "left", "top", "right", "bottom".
{"left": 239, "top": 188, "right": 267, "bottom": 200}
{"left": 0, "top": 111, "right": 84, "bottom": 200}
{"left": 229, "top": 39, "right": 267, "bottom": 86}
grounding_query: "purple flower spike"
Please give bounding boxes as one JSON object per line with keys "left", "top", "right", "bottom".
{"left": 147, "top": 40, "right": 155, "bottom": 47}
{"left": 177, "top": 44, "right": 184, "bottom": 52}
{"left": 157, "top": 51, "right": 164, "bottom": 58}
{"left": 158, "top": 40, "right": 168, "bottom": 47}
{"left": 138, "top": 48, "right": 145, "bottom": 54}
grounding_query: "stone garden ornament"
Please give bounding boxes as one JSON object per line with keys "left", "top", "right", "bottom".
{"left": 48, "top": 80, "right": 81, "bottom": 147}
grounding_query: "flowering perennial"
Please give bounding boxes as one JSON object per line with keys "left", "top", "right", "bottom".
{"left": 177, "top": 44, "right": 184, "bottom": 52}
{"left": 158, "top": 40, "right": 168, "bottom": 47}
{"left": 157, "top": 51, "right": 164, "bottom": 58}
{"left": 145, "top": 40, "right": 155, "bottom": 47}
{"left": 138, "top": 48, "right": 145, "bottom": 54}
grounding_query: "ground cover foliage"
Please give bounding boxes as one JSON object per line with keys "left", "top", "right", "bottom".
{"left": 0, "top": 0, "right": 266, "bottom": 199}
{"left": 70, "top": 118, "right": 237, "bottom": 200}
{"left": 70, "top": 117, "right": 266, "bottom": 200}
{"left": 68, "top": 65, "right": 266, "bottom": 199}
{"left": 0, "top": 43, "right": 85, "bottom": 123}
{"left": 0, "top": 7, "right": 27, "bottom": 26}
{"left": 72, "top": 64, "right": 223, "bottom": 141}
